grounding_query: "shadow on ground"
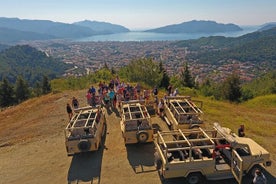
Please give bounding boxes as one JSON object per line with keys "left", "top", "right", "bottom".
{"left": 67, "top": 123, "right": 108, "bottom": 184}
{"left": 126, "top": 142, "right": 156, "bottom": 174}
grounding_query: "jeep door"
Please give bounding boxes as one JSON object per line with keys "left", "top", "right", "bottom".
{"left": 231, "top": 149, "right": 243, "bottom": 184}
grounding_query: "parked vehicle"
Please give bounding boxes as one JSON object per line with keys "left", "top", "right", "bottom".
{"left": 154, "top": 123, "right": 272, "bottom": 184}
{"left": 120, "top": 100, "right": 154, "bottom": 144}
{"left": 163, "top": 96, "right": 204, "bottom": 129}
{"left": 64, "top": 106, "right": 106, "bottom": 156}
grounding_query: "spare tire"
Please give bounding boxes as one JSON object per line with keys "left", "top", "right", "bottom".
{"left": 78, "top": 139, "right": 91, "bottom": 152}
{"left": 136, "top": 131, "right": 149, "bottom": 143}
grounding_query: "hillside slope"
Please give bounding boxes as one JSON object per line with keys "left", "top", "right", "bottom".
{"left": 0, "top": 91, "right": 275, "bottom": 183}
{"left": 0, "top": 45, "right": 70, "bottom": 85}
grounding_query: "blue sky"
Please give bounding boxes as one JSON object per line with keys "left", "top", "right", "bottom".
{"left": 1, "top": 0, "right": 276, "bottom": 30}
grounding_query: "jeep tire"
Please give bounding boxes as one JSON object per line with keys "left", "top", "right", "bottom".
{"left": 136, "top": 131, "right": 149, "bottom": 143}
{"left": 78, "top": 139, "right": 91, "bottom": 152}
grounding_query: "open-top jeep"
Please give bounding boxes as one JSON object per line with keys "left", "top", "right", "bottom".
{"left": 154, "top": 123, "right": 271, "bottom": 184}
{"left": 120, "top": 100, "right": 154, "bottom": 144}
{"left": 64, "top": 106, "right": 106, "bottom": 156}
{"left": 163, "top": 96, "right": 204, "bottom": 130}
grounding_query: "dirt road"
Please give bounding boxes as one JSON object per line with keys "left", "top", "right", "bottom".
{"left": 0, "top": 91, "right": 275, "bottom": 184}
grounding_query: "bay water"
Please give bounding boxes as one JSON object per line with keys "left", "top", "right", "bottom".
{"left": 76, "top": 26, "right": 260, "bottom": 42}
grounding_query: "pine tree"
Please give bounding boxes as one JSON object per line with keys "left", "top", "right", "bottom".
{"left": 159, "top": 62, "right": 170, "bottom": 88}
{"left": 0, "top": 78, "right": 14, "bottom": 107}
{"left": 103, "top": 62, "right": 109, "bottom": 70}
{"left": 200, "top": 78, "right": 213, "bottom": 96}
{"left": 42, "top": 76, "right": 51, "bottom": 94}
{"left": 181, "top": 62, "right": 194, "bottom": 88}
{"left": 222, "top": 73, "right": 242, "bottom": 102}
{"left": 15, "top": 76, "right": 30, "bottom": 103}
{"left": 33, "top": 82, "right": 42, "bottom": 97}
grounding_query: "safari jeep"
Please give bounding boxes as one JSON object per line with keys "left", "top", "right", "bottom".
{"left": 154, "top": 123, "right": 271, "bottom": 184}
{"left": 120, "top": 100, "right": 154, "bottom": 144}
{"left": 163, "top": 96, "right": 204, "bottom": 130}
{"left": 64, "top": 106, "right": 106, "bottom": 156}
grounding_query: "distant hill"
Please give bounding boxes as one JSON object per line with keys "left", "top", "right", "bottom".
{"left": 0, "top": 17, "right": 96, "bottom": 39}
{"left": 177, "top": 26, "right": 276, "bottom": 49}
{"left": 0, "top": 45, "right": 71, "bottom": 85}
{"left": 258, "top": 22, "right": 276, "bottom": 31}
{"left": 0, "top": 43, "right": 10, "bottom": 51}
{"left": 0, "top": 17, "right": 132, "bottom": 43}
{"left": 176, "top": 27, "right": 276, "bottom": 66}
{"left": 0, "top": 27, "right": 55, "bottom": 43}
{"left": 145, "top": 20, "right": 242, "bottom": 33}
{"left": 74, "top": 20, "right": 130, "bottom": 34}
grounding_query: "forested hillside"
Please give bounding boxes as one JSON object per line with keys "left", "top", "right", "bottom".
{"left": 0, "top": 45, "right": 71, "bottom": 85}
{"left": 176, "top": 27, "right": 276, "bottom": 66}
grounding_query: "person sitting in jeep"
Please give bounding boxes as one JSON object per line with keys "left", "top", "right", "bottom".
{"left": 253, "top": 169, "right": 267, "bottom": 184}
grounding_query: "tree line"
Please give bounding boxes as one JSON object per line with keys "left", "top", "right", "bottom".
{"left": 53, "top": 58, "right": 275, "bottom": 103}
{"left": 0, "top": 75, "right": 51, "bottom": 108}
{"left": 1, "top": 58, "right": 275, "bottom": 108}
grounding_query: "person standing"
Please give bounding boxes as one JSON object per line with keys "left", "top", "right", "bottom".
{"left": 173, "top": 88, "right": 179, "bottom": 96}
{"left": 153, "top": 86, "right": 158, "bottom": 96}
{"left": 158, "top": 98, "right": 165, "bottom": 118}
{"left": 154, "top": 96, "right": 159, "bottom": 115}
{"left": 72, "top": 96, "right": 79, "bottom": 109}
{"left": 89, "top": 86, "right": 96, "bottom": 95}
{"left": 66, "top": 103, "right": 73, "bottom": 120}
{"left": 109, "top": 89, "right": 115, "bottom": 107}
{"left": 86, "top": 90, "right": 92, "bottom": 105}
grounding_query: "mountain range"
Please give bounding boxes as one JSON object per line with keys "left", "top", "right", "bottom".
{"left": 73, "top": 20, "right": 130, "bottom": 34}
{"left": 145, "top": 20, "right": 242, "bottom": 33}
{"left": 258, "top": 22, "right": 276, "bottom": 31}
{"left": 0, "top": 17, "right": 275, "bottom": 43}
{"left": 0, "top": 17, "right": 130, "bottom": 43}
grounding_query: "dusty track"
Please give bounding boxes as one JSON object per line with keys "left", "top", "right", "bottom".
{"left": 0, "top": 91, "right": 275, "bottom": 184}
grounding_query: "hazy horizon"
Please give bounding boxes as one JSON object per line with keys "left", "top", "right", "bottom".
{"left": 1, "top": 0, "right": 276, "bottom": 30}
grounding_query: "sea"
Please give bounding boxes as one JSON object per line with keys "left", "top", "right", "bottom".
{"left": 76, "top": 26, "right": 261, "bottom": 42}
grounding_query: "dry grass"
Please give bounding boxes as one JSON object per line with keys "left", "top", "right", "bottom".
{"left": 195, "top": 94, "right": 276, "bottom": 168}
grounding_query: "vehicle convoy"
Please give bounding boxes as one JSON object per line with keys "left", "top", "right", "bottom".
{"left": 64, "top": 106, "right": 106, "bottom": 156}
{"left": 163, "top": 96, "right": 204, "bottom": 130}
{"left": 154, "top": 123, "right": 272, "bottom": 184}
{"left": 120, "top": 100, "right": 154, "bottom": 144}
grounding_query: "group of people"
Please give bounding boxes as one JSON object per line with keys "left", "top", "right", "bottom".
{"left": 66, "top": 76, "right": 177, "bottom": 120}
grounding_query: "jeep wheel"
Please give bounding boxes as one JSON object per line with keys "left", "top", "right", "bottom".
{"left": 186, "top": 172, "right": 204, "bottom": 184}
{"left": 78, "top": 139, "right": 91, "bottom": 152}
{"left": 136, "top": 131, "right": 149, "bottom": 143}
